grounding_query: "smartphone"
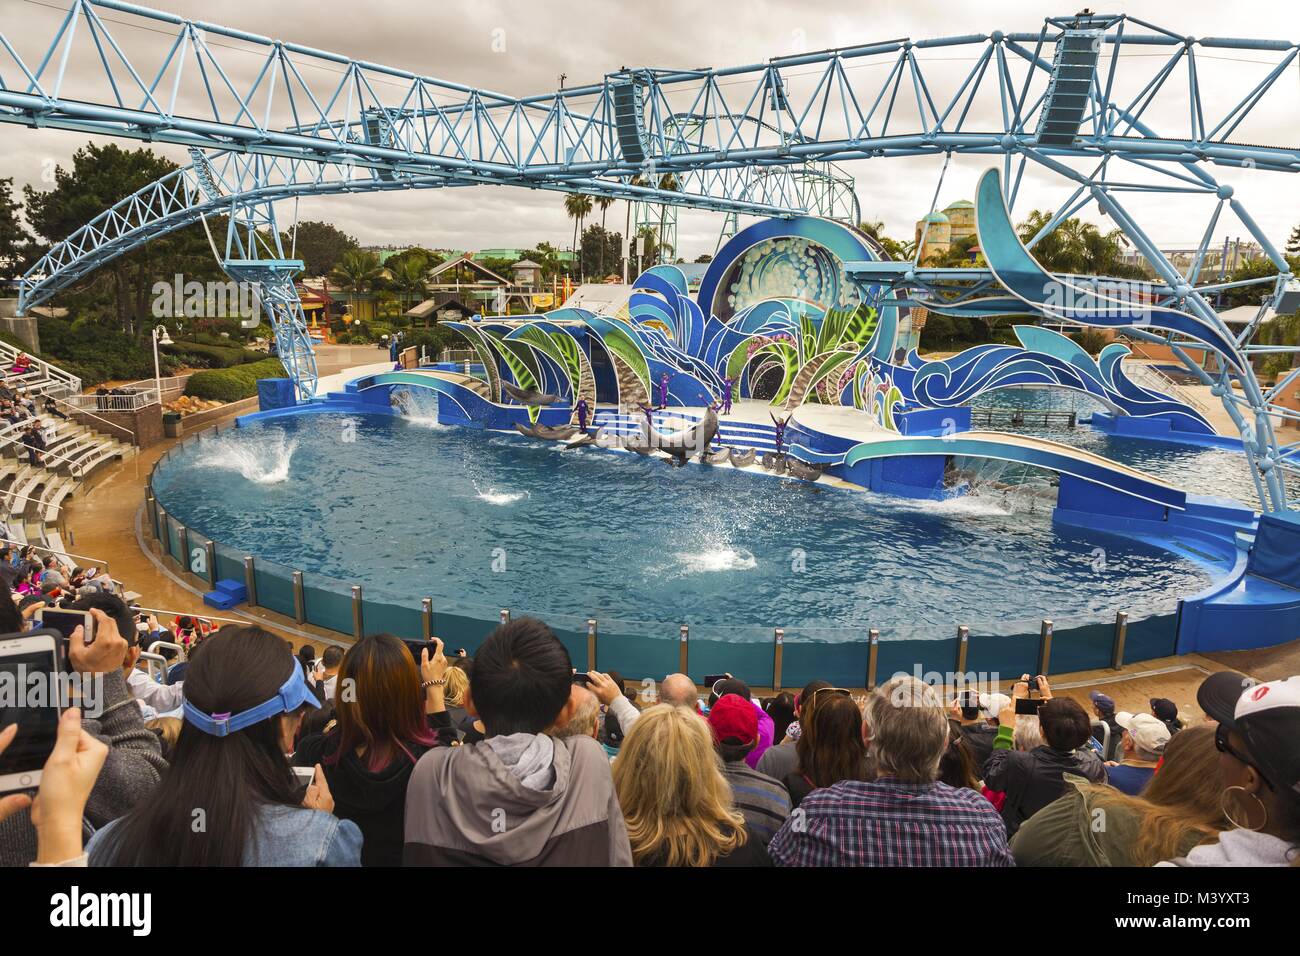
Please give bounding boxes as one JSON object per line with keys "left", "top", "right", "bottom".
{"left": 959, "top": 689, "right": 981, "bottom": 720}
{"left": 0, "top": 631, "right": 62, "bottom": 793}
{"left": 1026, "top": 677, "right": 1040, "bottom": 694}
{"left": 40, "top": 608, "right": 94, "bottom": 665}
{"left": 702, "top": 673, "right": 732, "bottom": 688}
{"left": 402, "top": 640, "right": 434, "bottom": 664}
{"left": 1015, "top": 697, "right": 1045, "bottom": 716}
{"left": 291, "top": 765, "right": 317, "bottom": 787}
{"left": 572, "top": 672, "right": 592, "bottom": 686}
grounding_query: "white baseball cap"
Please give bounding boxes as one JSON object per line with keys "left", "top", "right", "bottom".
{"left": 1115, "top": 711, "right": 1171, "bottom": 754}
{"left": 979, "top": 692, "right": 1012, "bottom": 717}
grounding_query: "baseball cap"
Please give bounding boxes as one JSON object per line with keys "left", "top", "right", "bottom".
{"left": 979, "top": 692, "right": 1011, "bottom": 717}
{"left": 1149, "top": 697, "right": 1178, "bottom": 722}
{"left": 1089, "top": 690, "right": 1116, "bottom": 713}
{"left": 1198, "top": 671, "right": 1300, "bottom": 798}
{"left": 1115, "top": 711, "right": 1171, "bottom": 754}
{"left": 708, "top": 693, "right": 758, "bottom": 747}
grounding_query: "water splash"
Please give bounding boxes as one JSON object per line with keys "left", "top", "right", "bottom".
{"left": 393, "top": 388, "right": 447, "bottom": 429}
{"left": 474, "top": 484, "right": 529, "bottom": 506}
{"left": 194, "top": 432, "right": 297, "bottom": 484}
{"left": 675, "top": 547, "right": 758, "bottom": 573}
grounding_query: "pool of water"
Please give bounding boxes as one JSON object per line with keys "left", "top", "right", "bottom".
{"left": 969, "top": 387, "right": 1294, "bottom": 505}
{"left": 151, "top": 409, "right": 1217, "bottom": 642}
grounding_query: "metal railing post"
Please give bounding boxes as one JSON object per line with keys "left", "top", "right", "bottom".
{"left": 421, "top": 598, "right": 433, "bottom": 641}
{"left": 955, "top": 624, "right": 970, "bottom": 677}
{"left": 587, "top": 618, "right": 598, "bottom": 671}
{"left": 155, "top": 507, "right": 167, "bottom": 553}
{"left": 1037, "top": 619, "right": 1054, "bottom": 677}
{"left": 866, "top": 628, "right": 880, "bottom": 691}
{"left": 243, "top": 556, "right": 257, "bottom": 607}
{"left": 292, "top": 571, "right": 306, "bottom": 623}
{"left": 205, "top": 541, "right": 217, "bottom": 588}
{"left": 352, "top": 586, "right": 364, "bottom": 640}
{"left": 679, "top": 624, "right": 689, "bottom": 676}
{"left": 499, "top": 608, "right": 510, "bottom": 625}
{"left": 772, "top": 627, "right": 784, "bottom": 691}
{"left": 178, "top": 526, "right": 190, "bottom": 574}
{"left": 1111, "top": 611, "right": 1129, "bottom": 670}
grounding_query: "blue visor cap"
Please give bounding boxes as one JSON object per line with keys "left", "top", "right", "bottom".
{"left": 184, "top": 662, "right": 320, "bottom": 737}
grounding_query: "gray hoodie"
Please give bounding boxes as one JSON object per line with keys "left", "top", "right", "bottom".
{"left": 1158, "top": 828, "right": 1298, "bottom": 867}
{"left": 403, "top": 732, "right": 632, "bottom": 866}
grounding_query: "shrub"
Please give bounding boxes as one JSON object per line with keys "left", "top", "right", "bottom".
{"left": 184, "top": 358, "right": 287, "bottom": 403}
{"left": 162, "top": 339, "right": 266, "bottom": 369}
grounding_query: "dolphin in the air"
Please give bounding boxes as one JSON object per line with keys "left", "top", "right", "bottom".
{"left": 502, "top": 381, "right": 561, "bottom": 406}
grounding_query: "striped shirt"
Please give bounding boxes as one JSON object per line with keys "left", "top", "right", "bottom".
{"left": 767, "top": 778, "right": 1014, "bottom": 867}
{"left": 723, "top": 760, "right": 792, "bottom": 845}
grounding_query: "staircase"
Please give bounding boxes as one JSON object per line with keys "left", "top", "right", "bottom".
{"left": 0, "top": 343, "right": 137, "bottom": 550}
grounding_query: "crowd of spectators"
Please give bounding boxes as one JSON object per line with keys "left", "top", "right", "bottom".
{"left": 1, "top": 600, "right": 1297, "bottom": 868}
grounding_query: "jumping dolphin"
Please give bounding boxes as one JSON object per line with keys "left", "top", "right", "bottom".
{"left": 502, "top": 381, "right": 561, "bottom": 406}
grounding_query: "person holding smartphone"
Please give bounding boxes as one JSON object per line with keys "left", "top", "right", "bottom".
{"left": 0, "top": 707, "right": 110, "bottom": 865}
{"left": 88, "top": 624, "right": 361, "bottom": 867}
{"left": 0, "top": 607, "right": 166, "bottom": 867}
{"left": 983, "top": 674, "right": 1107, "bottom": 838}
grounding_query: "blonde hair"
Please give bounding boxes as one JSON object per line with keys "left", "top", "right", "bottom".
{"left": 1080, "top": 724, "right": 1228, "bottom": 866}
{"left": 612, "top": 704, "right": 747, "bottom": 866}
{"left": 444, "top": 666, "right": 469, "bottom": 708}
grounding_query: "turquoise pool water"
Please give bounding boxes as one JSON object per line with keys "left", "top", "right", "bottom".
{"left": 151, "top": 409, "right": 1217, "bottom": 644}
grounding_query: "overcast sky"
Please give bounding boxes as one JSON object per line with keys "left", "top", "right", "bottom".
{"left": 2, "top": 0, "right": 1298, "bottom": 261}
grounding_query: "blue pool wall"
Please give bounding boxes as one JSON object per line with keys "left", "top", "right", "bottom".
{"left": 214, "top": 376, "right": 1298, "bottom": 679}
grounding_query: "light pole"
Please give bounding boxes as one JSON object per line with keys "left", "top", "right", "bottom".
{"left": 151, "top": 324, "right": 173, "bottom": 406}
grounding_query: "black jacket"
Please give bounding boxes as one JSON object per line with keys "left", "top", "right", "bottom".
{"left": 295, "top": 712, "right": 453, "bottom": 866}
{"left": 960, "top": 723, "right": 998, "bottom": 774}
{"left": 984, "top": 743, "right": 1107, "bottom": 837}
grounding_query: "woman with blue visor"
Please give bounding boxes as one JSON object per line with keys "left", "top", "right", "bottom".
{"left": 88, "top": 625, "right": 362, "bottom": 866}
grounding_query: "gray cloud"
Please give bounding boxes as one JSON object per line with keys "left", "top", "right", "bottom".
{"left": 2, "top": 0, "right": 1297, "bottom": 261}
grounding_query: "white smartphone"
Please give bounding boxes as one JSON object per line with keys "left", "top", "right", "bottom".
{"left": 0, "top": 632, "right": 62, "bottom": 793}
{"left": 291, "top": 765, "right": 316, "bottom": 786}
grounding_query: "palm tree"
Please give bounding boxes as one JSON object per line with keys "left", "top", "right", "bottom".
{"left": 564, "top": 193, "right": 593, "bottom": 278}
{"left": 389, "top": 252, "right": 429, "bottom": 314}
{"left": 331, "top": 249, "right": 385, "bottom": 318}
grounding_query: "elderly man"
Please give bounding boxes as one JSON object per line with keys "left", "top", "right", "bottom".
{"left": 552, "top": 686, "right": 616, "bottom": 760}
{"left": 1105, "top": 712, "right": 1171, "bottom": 795}
{"left": 658, "top": 673, "right": 699, "bottom": 710}
{"left": 768, "top": 676, "right": 1013, "bottom": 866}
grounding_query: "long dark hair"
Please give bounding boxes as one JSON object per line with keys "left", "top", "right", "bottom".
{"left": 91, "top": 625, "right": 302, "bottom": 866}
{"left": 324, "top": 633, "right": 435, "bottom": 771}
{"left": 0, "top": 576, "right": 23, "bottom": 634}
{"left": 765, "top": 692, "right": 796, "bottom": 744}
{"left": 797, "top": 694, "right": 869, "bottom": 789}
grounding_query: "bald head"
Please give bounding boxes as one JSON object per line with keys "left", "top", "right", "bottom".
{"left": 660, "top": 673, "right": 698, "bottom": 708}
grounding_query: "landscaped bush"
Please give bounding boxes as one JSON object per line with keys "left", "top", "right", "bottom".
{"left": 162, "top": 339, "right": 267, "bottom": 369}
{"left": 184, "top": 357, "right": 287, "bottom": 403}
{"left": 0, "top": 319, "right": 176, "bottom": 387}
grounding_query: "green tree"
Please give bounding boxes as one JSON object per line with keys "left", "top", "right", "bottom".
{"left": 24, "top": 142, "right": 220, "bottom": 332}
{"left": 1285, "top": 224, "right": 1300, "bottom": 257}
{"left": 284, "top": 220, "right": 359, "bottom": 276}
{"left": 0, "top": 177, "right": 31, "bottom": 281}
{"left": 1015, "top": 210, "right": 1144, "bottom": 278}
{"left": 387, "top": 251, "right": 430, "bottom": 314}
{"left": 594, "top": 196, "right": 615, "bottom": 276}
{"left": 579, "top": 224, "right": 623, "bottom": 280}
{"left": 858, "top": 220, "right": 915, "bottom": 261}
{"left": 563, "top": 194, "right": 593, "bottom": 276}
{"left": 331, "top": 249, "right": 385, "bottom": 316}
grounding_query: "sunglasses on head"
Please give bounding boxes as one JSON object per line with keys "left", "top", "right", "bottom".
{"left": 1215, "top": 723, "right": 1275, "bottom": 791}
{"left": 810, "top": 687, "right": 851, "bottom": 704}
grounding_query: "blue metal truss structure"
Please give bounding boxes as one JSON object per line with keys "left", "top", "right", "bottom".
{"left": 1, "top": 3, "right": 1297, "bottom": 508}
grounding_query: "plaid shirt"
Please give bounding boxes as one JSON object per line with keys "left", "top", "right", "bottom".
{"left": 767, "top": 777, "right": 1014, "bottom": 867}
